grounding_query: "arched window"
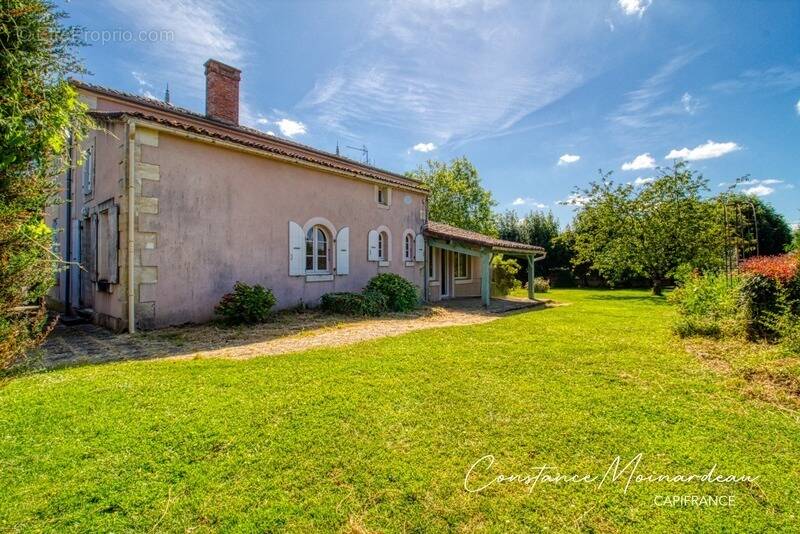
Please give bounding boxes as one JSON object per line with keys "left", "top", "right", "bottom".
{"left": 306, "top": 225, "right": 330, "bottom": 273}
{"left": 404, "top": 233, "right": 413, "bottom": 261}
{"left": 378, "top": 231, "right": 388, "bottom": 261}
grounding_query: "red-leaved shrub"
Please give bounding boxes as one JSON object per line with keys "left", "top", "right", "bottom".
{"left": 739, "top": 253, "right": 798, "bottom": 284}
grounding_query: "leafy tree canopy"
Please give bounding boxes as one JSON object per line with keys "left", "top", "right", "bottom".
{"left": 568, "top": 162, "right": 723, "bottom": 294}
{"left": 1, "top": 0, "right": 90, "bottom": 366}
{"left": 497, "top": 209, "right": 571, "bottom": 274}
{"left": 408, "top": 157, "right": 497, "bottom": 236}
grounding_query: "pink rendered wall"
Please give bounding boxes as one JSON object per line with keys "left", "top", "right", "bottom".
{"left": 142, "top": 131, "right": 427, "bottom": 327}
{"left": 47, "top": 121, "right": 127, "bottom": 327}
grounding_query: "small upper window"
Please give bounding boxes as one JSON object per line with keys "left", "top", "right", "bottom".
{"left": 305, "top": 225, "right": 330, "bottom": 273}
{"left": 377, "top": 186, "right": 389, "bottom": 206}
{"left": 82, "top": 145, "right": 94, "bottom": 196}
{"left": 378, "top": 231, "right": 388, "bottom": 261}
{"left": 404, "top": 233, "right": 413, "bottom": 261}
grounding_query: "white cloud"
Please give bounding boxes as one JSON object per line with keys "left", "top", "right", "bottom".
{"left": 413, "top": 142, "right": 437, "bottom": 153}
{"left": 743, "top": 185, "right": 774, "bottom": 197}
{"left": 796, "top": 98, "right": 800, "bottom": 115}
{"left": 256, "top": 117, "right": 270, "bottom": 125}
{"left": 618, "top": 0, "right": 652, "bottom": 17}
{"left": 512, "top": 197, "right": 547, "bottom": 209}
{"left": 634, "top": 177, "right": 655, "bottom": 186}
{"left": 275, "top": 118, "right": 307, "bottom": 137}
{"left": 108, "top": 0, "right": 243, "bottom": 95}
{"left": 299, "top": 1, "right": 599, "bottom": 143}
{"left": 681, "top": 92, "right": 698, "bottom": 114}
{"left": 621, "top": 153, "right": 655, "bottom": 171}
{"left": 665, "top": 140, "right": 741, "bottom": 161}
{"left": 725, "top": 178, "right": 785, "bottom": 193}
{"left": 558, "top": 153, "right": 580, "bottom": 165}
{"left": 559, "top": 194, "right": 590, "bottom": 206}
{"left": 611, "top": 50, "right": 704, "bottom": 131}
{"left": 712, "top": 65, "right": 800, "bottom": 94}
{"left": 131, "top": 71, "right": 153, "bottom": 89}
{"left": 266, "top": 131, "right": 276, "bottom": 136}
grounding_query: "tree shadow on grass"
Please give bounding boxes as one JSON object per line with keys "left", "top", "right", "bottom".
{"left": 582, "top": 292, "right": 670, "bottom": 306}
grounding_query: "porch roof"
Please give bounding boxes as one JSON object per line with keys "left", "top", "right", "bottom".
{"left": 423, "top": 221, "right": 546, "bottom": 255}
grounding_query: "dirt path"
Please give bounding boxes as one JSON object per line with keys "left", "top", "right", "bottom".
{"left": 37, "top": 301, "right": 551, "bottom": 368}
{"left": 171, "top": 306, "right": 501, "bottom": 361}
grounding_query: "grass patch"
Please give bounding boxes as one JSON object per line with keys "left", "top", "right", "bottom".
{"left": 1, "top": 289, "right": 799, "bottom": 531}
{"left": 683, "top": 336, "right": 800, "bottom": 410}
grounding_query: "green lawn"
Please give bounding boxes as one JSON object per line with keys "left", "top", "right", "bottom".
{"left": 1, "top": 289, "right": 798, "bottom": 532}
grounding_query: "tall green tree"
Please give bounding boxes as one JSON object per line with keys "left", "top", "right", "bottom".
{"left": 496, "top": 209, "right": 522, "bottom": 243}
{"left": 1, "top": 1, "right": 89, "bottom": 366}
{"left": 408, "top": 157, "right": 498, "bottom": 236}
{"left": 496, "top": 209, "right": 572, "bottom": 278}
{"left": 569, "top": 163, "right": 723, "bottom": 295}
{"left": 520, "top": 210, "right": 568, "bottom": 275}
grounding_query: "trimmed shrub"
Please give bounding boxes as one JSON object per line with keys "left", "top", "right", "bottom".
{"left": 740, "top": 254, "right": 798, "bottom": 284}
{"left": 214, "top": 282, "right": 276, "bottom": 324}
{"left": 668, "top": 272, "right": 746, "bottom": 338}
{"left": 533, "top": 277, "right": 550, "bottom": 293}
{"left": 491, "top": 255, "right": 522, "bottom": 296}
{"left": 365, "top": 273, "right": 418, "bottom": 312}
{"left": 320, "top": 290, "right": 388, "bottom": 316}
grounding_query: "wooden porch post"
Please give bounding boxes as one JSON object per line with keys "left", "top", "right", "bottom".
{"left": 481, "top": 250, "right": 491, "bottom": 308}
{"left": 527, "top": 255, "right": 535, "bottom": 300}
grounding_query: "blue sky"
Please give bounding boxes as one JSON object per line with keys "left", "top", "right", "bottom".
{"left": 61, "top": 0, "right": 800, "bottom": 228}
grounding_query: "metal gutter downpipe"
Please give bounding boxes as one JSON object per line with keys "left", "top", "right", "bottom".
{"left": 127, "top": 120, "right": 136, "bottom": 333}
{"left": 64, "top": 133, "right": 74, "bottom": 313}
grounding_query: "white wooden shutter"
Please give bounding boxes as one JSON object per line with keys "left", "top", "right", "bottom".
{"left": 90, "top": 212, "right": 98, "bottom": 282}
{"left": 336, "top": 227, "right": 349, "bottom": 275}
{"left": 108, "top": 204, "right": 119, "bottom": 283}
{"left": 367, "top": 230, "right": 379, "bottom": 261}
{"left": 415, "top": 234, "right": 425, "bottom": 262}
{"left": 288, "top": 221, "right": 305, "bottom": 275}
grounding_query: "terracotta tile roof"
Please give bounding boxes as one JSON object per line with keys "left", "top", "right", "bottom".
{"left": 424, "top": 220, "right": 545, "bottom": 254}
{"left": 74, "top": 80, "right": 427, "bottom": 193}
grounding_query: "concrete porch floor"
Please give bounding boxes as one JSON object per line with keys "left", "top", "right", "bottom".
{"left": 437, "top": 296, "right": 550, "bottom": 313}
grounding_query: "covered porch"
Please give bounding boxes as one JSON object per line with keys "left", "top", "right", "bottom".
{"left": 422, "top": 221, "right": 546, "bottom": 308}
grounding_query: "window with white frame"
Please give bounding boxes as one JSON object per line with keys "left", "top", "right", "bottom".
{"left": 305, "top": 225, "right": 330, "bottom": 273}
{"left": 378, "top": 231, "right": 388, "bottom": 261}
{"left": 454, "top": 252, "right": 470, "bottom": 279}
{"left": 404, "top": 233, "right": 413, "bottom": 261}
{"left": 82, "top": 143, "right": 94, "bottom": 196}
{"left": 376, "top": 186, "right": 389, "bottom": 206}
{"left": 428, "top": 246, "right": 437, "bottom": 280}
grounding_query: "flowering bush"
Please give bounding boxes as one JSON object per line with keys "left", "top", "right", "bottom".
{"left": 671, "top": 252, "right": 800, "bottom": 352}
{"left": 740, "top": 254, "right": 798, "bottom": 284}
{"left": 533, "top": 277, "right": 550, "bottom": 293}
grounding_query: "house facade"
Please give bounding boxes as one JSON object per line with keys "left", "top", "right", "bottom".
{"left": 48, "top": 60, "right": 543, "bottom": 332}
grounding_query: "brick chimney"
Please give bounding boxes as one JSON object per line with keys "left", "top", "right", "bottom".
{"left": 204, "top": 59, "right": 241, "bottom": 124}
